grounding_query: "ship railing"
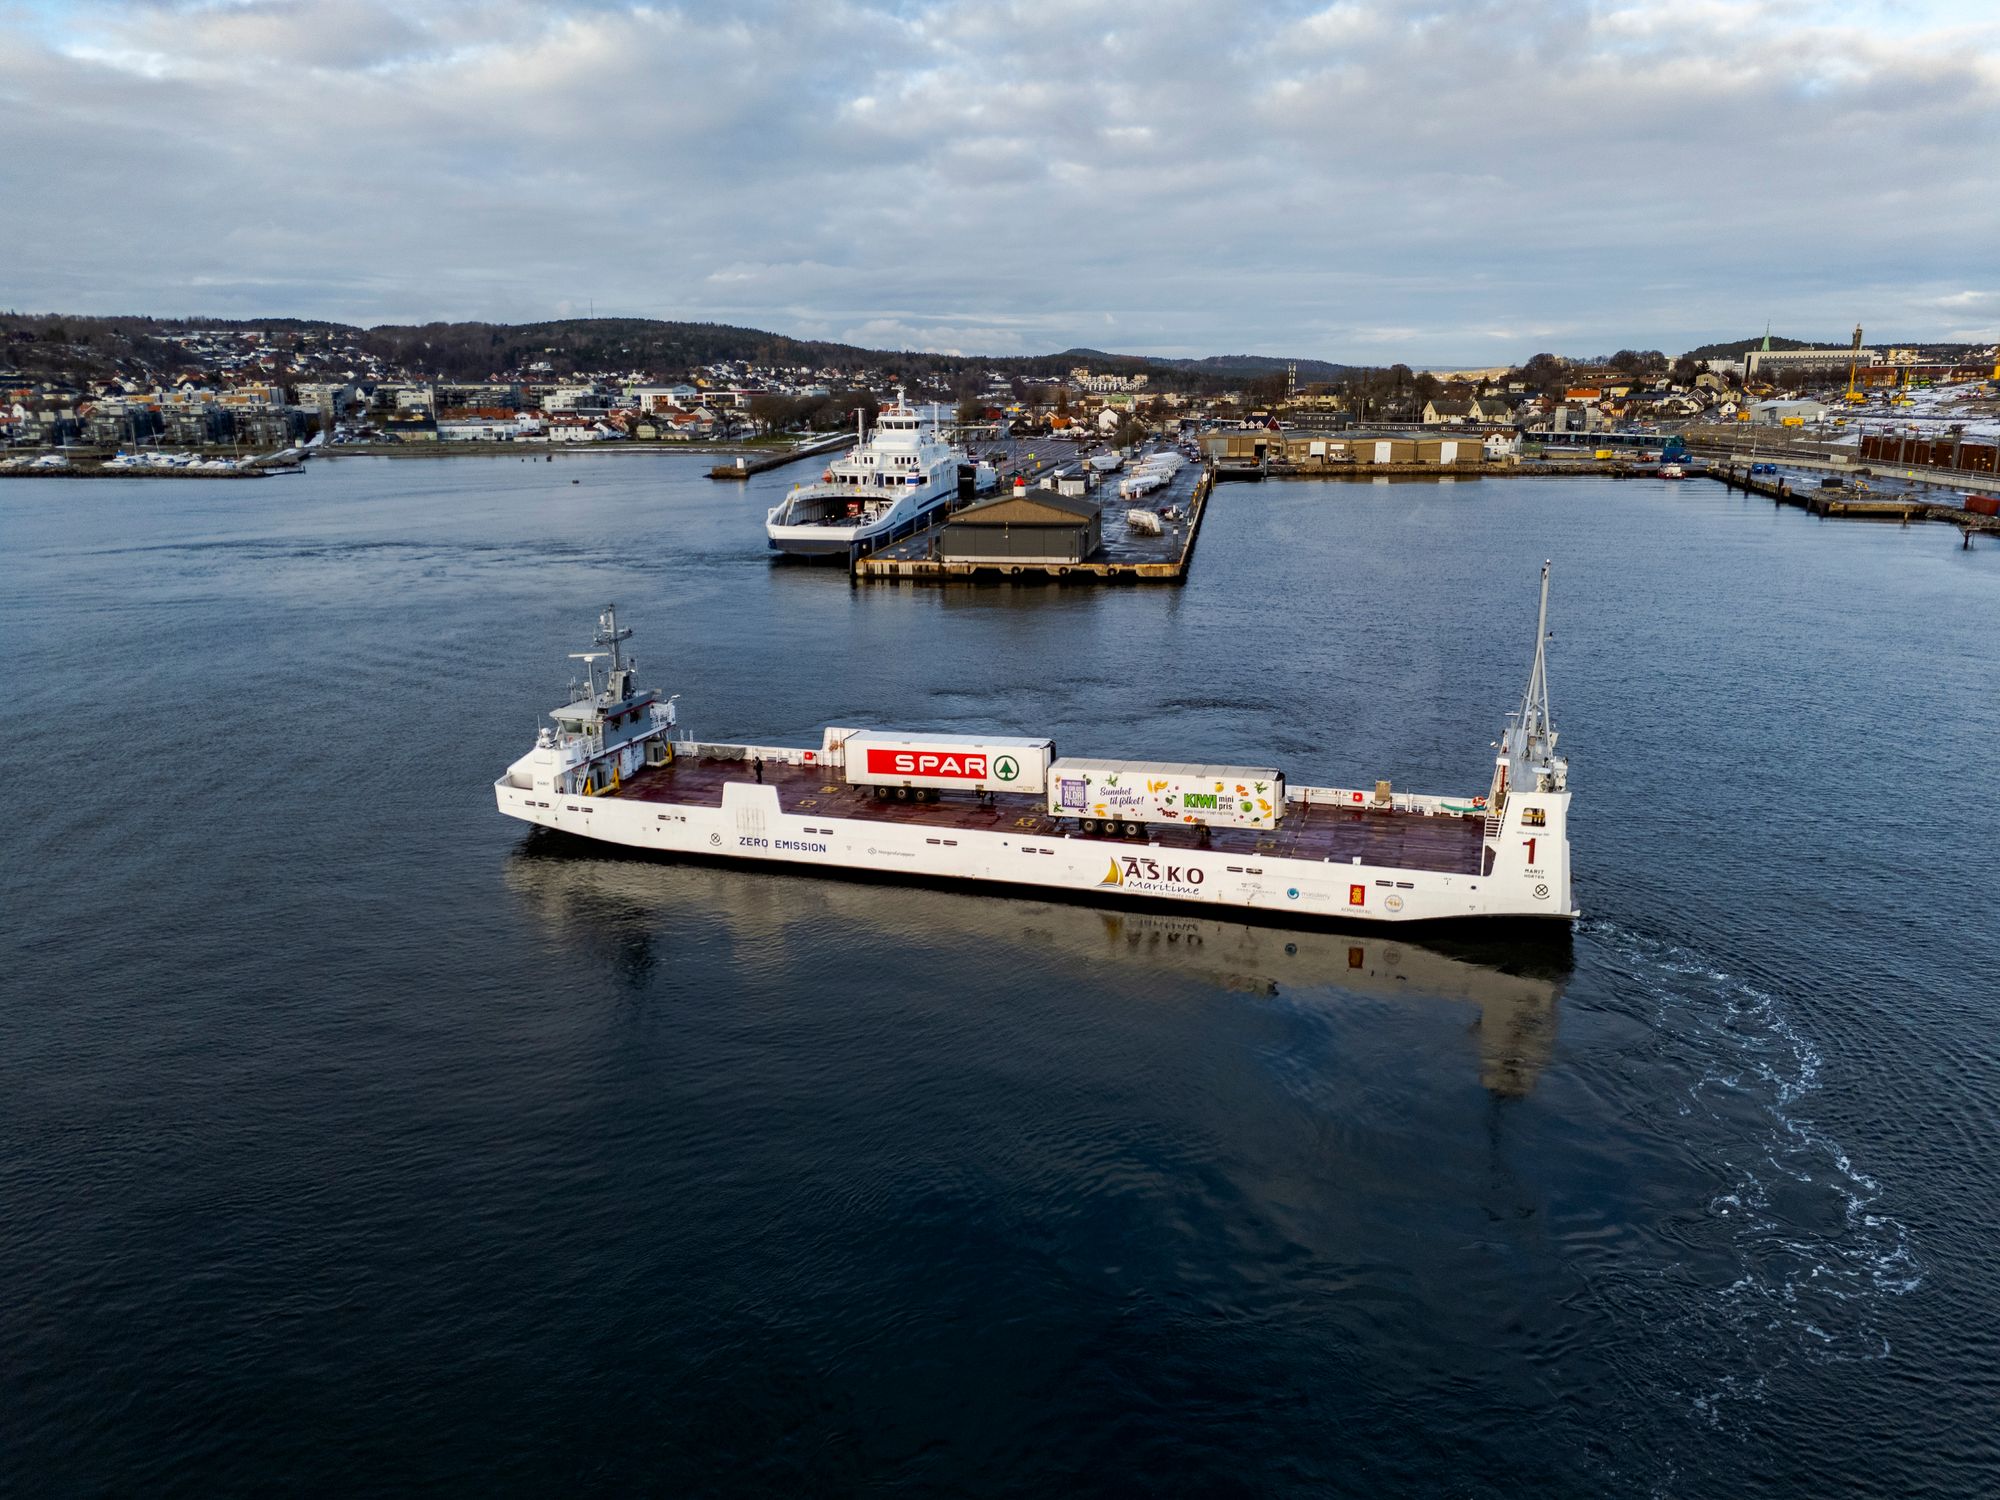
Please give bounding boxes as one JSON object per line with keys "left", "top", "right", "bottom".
{"left": 1288, "top": 784, "right": 1483, "bottom": 818}
{"left": 565, "top": 730, "right": 658, "bottom": 765}
{"left": 677, "top": 740, "right": 830, "bottom": 771}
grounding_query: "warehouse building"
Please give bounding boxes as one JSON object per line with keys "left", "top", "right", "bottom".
{"left": 938, "top": 489, "right": 1102, "bottom": 564}
{"left": 1207, "top": 430, "right": 1483, "bottom": 468}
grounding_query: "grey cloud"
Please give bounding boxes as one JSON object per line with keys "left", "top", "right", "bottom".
{"left": 1, "top": 0, "right": 1995, "bottom": 360}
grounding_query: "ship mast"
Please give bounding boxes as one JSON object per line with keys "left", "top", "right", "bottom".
{"left": 1491, "top": 563, "right": 1565, "bottom": 808}
{"left": 595, "top": 603, "right": 631, "bottom": 672}
{"left": 566, "top": 604, "right": 633, "bottom": 705}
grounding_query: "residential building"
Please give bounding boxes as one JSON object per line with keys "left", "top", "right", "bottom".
{"left": 1421, "top": 399, "right": 1475, "bottom": 425}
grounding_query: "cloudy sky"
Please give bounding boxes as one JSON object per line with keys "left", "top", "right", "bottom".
{"left": 3, "top": 0, "right": 1996, "bottom": 363}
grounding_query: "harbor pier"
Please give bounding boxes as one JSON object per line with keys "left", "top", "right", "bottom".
{"left": 854, "top": 463, "right": 1213, "bottom": 584}
{"left": 709, "top": 430, "right": 857, "bottom": 479}
{"left": 1709, "top": 462, "right": 2000, "bottom": 535}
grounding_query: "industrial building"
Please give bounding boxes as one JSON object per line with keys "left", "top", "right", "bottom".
{"left": 937, "top": 489, "right": 1103, "bottom": 564}
{"left": 1744, "top": 346, "right": 1879, "bottom": 382}
{"left": 1749, "top": 399, "right": 1829, "bottom": 426}
{"left": 1206, "top": 430, "right": 1485, "bottom": 469}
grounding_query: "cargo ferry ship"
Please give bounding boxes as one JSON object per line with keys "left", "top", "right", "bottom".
{"left": 763, "top": 393, "right": 988, "bottom": 559}
{"left": 494, "top": 570, "right": 1575, "bottom": 925}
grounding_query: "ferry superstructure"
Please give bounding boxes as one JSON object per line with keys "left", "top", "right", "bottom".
{"left": 764, "top": 394, "right": 985, "bottom": 558}
{"left": 495, "top": 572, "right": 1576, "bottom": 926}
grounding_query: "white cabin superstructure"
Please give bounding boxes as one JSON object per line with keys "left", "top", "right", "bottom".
{"left": 764, "top": 393, "right": 984, "bottom": 558}
{"left": 502, "top": 604, "right": 680, "bottom": 801}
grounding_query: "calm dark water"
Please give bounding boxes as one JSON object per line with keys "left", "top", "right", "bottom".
{"left": 3, "top": 455, "right": 1996, "bottom": 1497}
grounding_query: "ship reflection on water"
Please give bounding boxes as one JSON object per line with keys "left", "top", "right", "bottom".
{"left": 505, "top": 829, "right": 1570, "bottom": 1097}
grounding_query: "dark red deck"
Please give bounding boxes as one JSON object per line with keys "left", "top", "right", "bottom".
{"left": 611, "top": 756, "right": 1488, "bottom": 875}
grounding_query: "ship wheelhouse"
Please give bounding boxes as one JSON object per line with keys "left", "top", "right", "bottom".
{"left": 503, "top": 605, "right": 679, "bottom": 798}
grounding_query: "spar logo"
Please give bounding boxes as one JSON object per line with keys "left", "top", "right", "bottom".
{"left": 865, "top": 747, "right": 988, "bottom": 780}
{"left": 1100, "top": 855, "right": 1206, "bottom": 895}
{"left": 993, "top": 755, "right": 1020, "bottom": 782}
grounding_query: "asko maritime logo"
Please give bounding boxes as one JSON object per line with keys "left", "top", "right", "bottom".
{"left": 1100, "top": 855, "right": 1206, "bottom": 892}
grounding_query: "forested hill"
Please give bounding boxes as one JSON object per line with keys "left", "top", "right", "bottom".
{"left": 21, "top": 311, "right": 1939, "bottom": 392}
{"left": 360, "top": 318, "right": 1049, "bottom": 381}
{"left": 3, "top": 310, "right": 1360, "bottom": 389}
{"left": 1057, "top": 348, "right": 1356, "bottom": 382}
{"left": 1680, "top": 334, "right": 1819, "bottom": 359}
{"left": 373, "top": 325, "right": 1361, "bottom": 383}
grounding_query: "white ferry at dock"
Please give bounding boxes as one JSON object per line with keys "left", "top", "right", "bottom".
{"left": 494, "top": 572, "right": 1576, "bottom": 926}
{"left": 764, "top": 393, "right": 990, "bottom": 559}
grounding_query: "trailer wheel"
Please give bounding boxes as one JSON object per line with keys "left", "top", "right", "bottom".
{"left": 895, "top": 786, "right": 912, "bottom": 801}
{"left": 1081, "top": 818, "right": 1098, "bottom": 834}
{"left": 1121, "top": 822, "right": 1142, "bottom": 838}
{"left": 873, "top": 785, "right": 887, "bottom": 799}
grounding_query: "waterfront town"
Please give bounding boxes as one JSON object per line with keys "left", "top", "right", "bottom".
{"left": 4, "top": 314, "right": 1997, "bottom": 568}
{"left": 4, "top": 315, "right": 1997, "bottom": 476}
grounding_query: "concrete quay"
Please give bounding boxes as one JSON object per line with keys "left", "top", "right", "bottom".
{"left": 1238, "top": 458, "right": 1684, "bottom": 481}
{"left": 1708, "top": 461, "right": 1999, "bottom": 538}
{"left": 1684, "top": 425, "right": 2000, "bottom": 497}
{"left": 0, "top": 460, "right": 287, "bottom": 479}
{"left": 709, "top": 431, "right": 856, "bottom": 479}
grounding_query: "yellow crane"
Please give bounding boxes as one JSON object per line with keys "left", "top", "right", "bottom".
{"left": 1843, "top": 323, "right": 1868, "bottom": 405}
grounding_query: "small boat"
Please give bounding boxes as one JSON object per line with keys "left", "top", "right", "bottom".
{"left": 1659, "top": 462, "right": 1686, "bottom": 480}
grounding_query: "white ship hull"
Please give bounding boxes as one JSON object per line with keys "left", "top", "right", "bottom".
{"left": 494, "top": 747, "right": 1575, "bottom": 926}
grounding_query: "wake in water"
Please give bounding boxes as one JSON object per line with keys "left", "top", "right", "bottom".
{"left": 1580, "top": 920, "right": 1922, "bottom": 1428}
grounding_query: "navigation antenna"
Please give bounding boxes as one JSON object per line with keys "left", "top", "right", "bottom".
{"left": 567, "top": 651, "right": 608, "bottom": 701}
